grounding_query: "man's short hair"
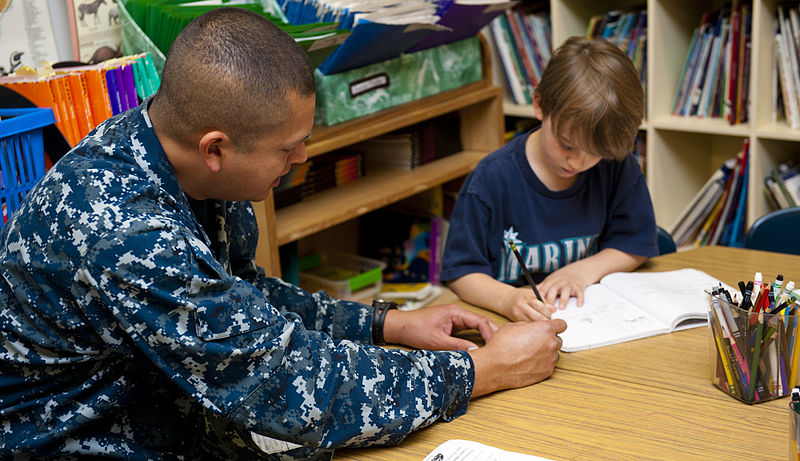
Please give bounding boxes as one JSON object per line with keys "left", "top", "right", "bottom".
{"left": 534, "top": 36, "right": 643, "bottom": 161}
{"left": 154, "top": 7, "right": 315, "bottom": 152}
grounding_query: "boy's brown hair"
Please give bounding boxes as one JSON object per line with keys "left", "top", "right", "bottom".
{"left": 534, "top": 36, "right": 643, "bottom": 161}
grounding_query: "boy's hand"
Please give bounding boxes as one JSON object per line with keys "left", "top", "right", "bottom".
{"left": 538, "top": 272, "right": 588, "bottom": 310}
{"left": 500, "top": 287, "right": 556, "bottom": 322}
{"left": 468, "top": 319, "right": 566, "bottom": 397}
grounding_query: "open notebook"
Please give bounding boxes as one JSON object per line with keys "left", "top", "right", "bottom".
{"left": 551, "top": 268, "right": 731, "bottom": 352}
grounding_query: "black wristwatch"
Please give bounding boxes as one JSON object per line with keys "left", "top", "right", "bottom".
{"left": 371, "top": 299, "right": 399, "bottom": 345}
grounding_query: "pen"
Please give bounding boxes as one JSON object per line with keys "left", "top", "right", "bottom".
{"left": 509, "top": 242, "right": 544, "bottom": 303}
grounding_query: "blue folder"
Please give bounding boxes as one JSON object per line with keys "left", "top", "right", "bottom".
{"left": 317, "top": 20, "right": 447, "bottom": 75}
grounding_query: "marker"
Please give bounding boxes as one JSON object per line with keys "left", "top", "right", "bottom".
{"left": 773, "top": 275, "right": 784, "bottom": 299}
{"left": 754, "top": 272, "right": 763, "bottom": 296}
{"left": 742, "top": 281, "right": 754, "bottom": 310}
{"left": 509, "top": 242, "right": 543, "bottom": 303}
{"left": 778, "top": 281, "right": 796, "bottom": 309}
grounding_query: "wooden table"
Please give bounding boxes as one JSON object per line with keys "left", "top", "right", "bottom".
{"left": 335, "top": 246, "right": 800, "bottom": 460}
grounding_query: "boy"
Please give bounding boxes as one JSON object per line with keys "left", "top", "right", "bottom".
{"left": 0, "top": 7, "right": 566, "bottom": 459}
{"left": 441, "top": 37, "right": 657, "bottom": 322}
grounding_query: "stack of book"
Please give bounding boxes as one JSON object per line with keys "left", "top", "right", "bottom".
{"left": 587, "top": 7, "right": 647, "bottom": 101}
{"left": 274, "top": 151, "right": 363, "bottom": 209}
{"left": 0, "top": 53, "right": 160, "bottom": 146}
{"left": 351, "top": 113, "right": 462, "bottom": 170}
{"left": 488, "top": 2, "right": 552, "bottom": 105}
{"left": 668, "top": 140, "right": 750, "bottom": 248}
{"left": 671, "top": 2, "right": 752, "bottom": 125}
{"left": 774, "top": 4, "right": 800, "bottom": 129}
{"left": 764, "top": 154, "right": 800, "bottom": 210}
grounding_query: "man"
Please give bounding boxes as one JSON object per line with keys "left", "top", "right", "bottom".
{"left": 0, "top": 8, "right": 565, "bottom": 459}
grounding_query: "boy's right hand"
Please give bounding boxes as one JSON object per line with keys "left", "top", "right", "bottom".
{"left": 468, "top": 319, "right": 566, "bottom": 397}
{"left": 500, "top": 287, "right": 557, "bottom": 322}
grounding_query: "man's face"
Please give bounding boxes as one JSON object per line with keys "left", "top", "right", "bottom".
{"left": 221, "top": 92, "right": 315, "bottom": 202}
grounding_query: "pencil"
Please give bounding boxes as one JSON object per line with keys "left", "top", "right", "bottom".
{"left": 509, "top": 242, "right": 544, "bottom": 303}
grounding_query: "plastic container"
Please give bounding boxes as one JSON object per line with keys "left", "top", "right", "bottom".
{"left": 299, "top": 251, "right": 386, "bottom": 303}
{"left": 0, "top": 108, "right": 55, "bottom": 227}
{"left": 791, "top": 394, "right": 800, "bottom": 460}
{"left": 708, "top": 294, "right": 798, "bottom": 404}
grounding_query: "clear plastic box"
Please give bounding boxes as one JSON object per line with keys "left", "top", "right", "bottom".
{"left": 708, "top": 294, "right": 798, "bottom": 404}
{"left": 299, "top": 251, "right": 386, "bottom": 303}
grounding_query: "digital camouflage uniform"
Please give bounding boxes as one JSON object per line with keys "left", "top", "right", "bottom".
{"left": 0, "top": 100, "right": 474, "bottom": 460}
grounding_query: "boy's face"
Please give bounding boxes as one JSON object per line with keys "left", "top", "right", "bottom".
{"left": 222, "top": 92, "right": 315, "bottom": 202}
{"left": 538, "top": 115, "right": 601, "bottom": 179}
{"left": 531, "top": 99, "right": 601, "bottom": 188}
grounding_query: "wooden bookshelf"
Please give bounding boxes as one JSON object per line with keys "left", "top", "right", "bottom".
{"left": 488, "top": 0, "right": 800, "bottom": 236}
{"left": 253, "top": 48, "right": 504, "bottom": 277}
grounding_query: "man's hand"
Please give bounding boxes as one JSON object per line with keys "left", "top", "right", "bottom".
{"left": 382, "top": 304, "right": 499, "bottom": 351}
{"left": 468, "top": 319, "right": 567, "bottom": 397}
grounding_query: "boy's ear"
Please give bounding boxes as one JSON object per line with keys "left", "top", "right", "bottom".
{"left": 532, "top": 94, "right": 543, "bottom": 120}
{"left": 197, "top": 131, "right": 233, "bottom": 173}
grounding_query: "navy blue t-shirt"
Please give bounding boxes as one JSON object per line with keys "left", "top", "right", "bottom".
{"left": 440, "top": 127, "right": 658, "bottom": 285}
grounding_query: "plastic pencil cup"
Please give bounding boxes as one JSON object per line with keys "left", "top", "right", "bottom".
{"left": 707, "top": 295, "right": 799, "bottom": 404}
{"left": 791, "top": 398, "right": 800, "bottom": 460}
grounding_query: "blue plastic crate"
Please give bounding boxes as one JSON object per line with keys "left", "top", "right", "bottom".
{"left": 0, "top": 108, "right": 55, "bottom": 227}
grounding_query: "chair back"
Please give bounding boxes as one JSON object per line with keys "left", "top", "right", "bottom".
{"left": 657, "top": 226, "right": 677, "bottom": 255}
{"left": 744, "top": 208, "right": 800, "bottom": 255}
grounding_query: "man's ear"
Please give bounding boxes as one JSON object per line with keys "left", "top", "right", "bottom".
{"left": 198, "top": 131, "right": 232, "bottom": 173}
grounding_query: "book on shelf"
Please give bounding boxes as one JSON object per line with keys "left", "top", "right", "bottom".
{"left": 669, "top": 139, "right": 749, "bottom": 249}
{"left": 669, "top": 160, "right": 731, "bottom": 248}
{"left": 1, "top": 54, "right": 160, "bottom": 146}
{"left": 351, "top": 113, "right": 462, "bottom": 170}
{"left": 764, "top": 153, "right": 800, "bottom": 210}
{"left": 587, "top": 7, "right": 647, "bottom": 91}
{"left": 672, "top": 3, "right": 751, "bottom": 124}
{"left": 274, "top": 151, "right": 363, "bottom": 209}
{"left": 360, "top": 192, "right": 448, "bottom": 285}
{"left": 552, "top": 269, "right": 731, "bottom": 352}
{"left": 488, "top": 4, "right": 550, "bottom": 105}
{"left": 776, "top": 4, "right": 800, "bottom": 129}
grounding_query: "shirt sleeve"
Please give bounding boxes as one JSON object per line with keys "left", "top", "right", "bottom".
{"left": 440, "top": 176, "right": 495, "bottom": 283}
{"left": 73, "top": 218, "right": 473, "bottom": 449}
{"left": 600, "top": 156, "right": 658, "bottom": 257}
{"left": 225, "top": 200, "right": 374, "bottom": 343}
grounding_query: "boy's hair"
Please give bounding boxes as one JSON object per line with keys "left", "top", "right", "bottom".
{"left": 153, "top": 7, "right": 315, "bottom": 152}
{"left": 534, "top": 36, "right": 643, "bottom": 161}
